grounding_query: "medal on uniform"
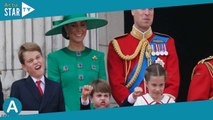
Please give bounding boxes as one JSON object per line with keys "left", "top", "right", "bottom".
{"left": 151, "top": 51, "right": 155, "bottom": 56}
{"left": 159, "top": 51, "right": 164, "bottom": 56}
{"left": 164, "top": 51, "right": 168, "bottom": 56}
{"left": 151, "top": 44, "right": 156, "bottom": 56}
{"left": 162, "top": 44, "right": 166, "bottom": 55}
{"left": 155, "top": 44, "right": 159, "bottom": 56}
{"left": 163, "top": 44, "right": 168, "bottom": 56}
{"left": 159, "top": 44, "right": 164, "bottom": 56}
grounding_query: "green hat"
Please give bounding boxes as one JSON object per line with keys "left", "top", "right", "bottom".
{"left": 45, "top": 14, "right": 108, "bottom": 36}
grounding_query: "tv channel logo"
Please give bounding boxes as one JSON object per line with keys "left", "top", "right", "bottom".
{"left": 4, "top": 2, "right": 35, "bottom": 17}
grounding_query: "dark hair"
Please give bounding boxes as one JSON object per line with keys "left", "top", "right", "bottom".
{"left": 90, "top": 79, "right": 111, "bottom": 97}
{"left": 62, "top": 21, "right": 88, "bottom": 40}
{"left": 145, "top": 63, "right": 167, "bottom": 82}
{"left": 18, "top": 42, "right": 42, "bottom": 64}
{"left": 62, "top": 26, "right": 69, "bottom": 39}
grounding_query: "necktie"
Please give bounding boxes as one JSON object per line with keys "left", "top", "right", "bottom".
{"left": 36, "top": 80, "right": 43, "bottom": 96}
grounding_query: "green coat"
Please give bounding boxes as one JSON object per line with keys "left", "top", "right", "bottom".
{"left": 47, "top": 47, "right": 106, "bottom": 111}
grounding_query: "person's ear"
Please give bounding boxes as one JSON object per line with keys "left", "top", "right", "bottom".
{"left": 131, "top": 10, "right": 135, "bottom": 16}
{"left": 22, "top": 64, "right": 27, "bottom": 72}
{"left": 64, "top": 25, "right": 69, "bottom": 33}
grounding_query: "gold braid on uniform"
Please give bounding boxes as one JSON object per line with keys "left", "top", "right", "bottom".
{"left": 112, "top": 39, "right": 152, "bottom": 88}
{"left": 112, "top": 39, "right": 143, "bottom": 60}
{"left": 201, "top": 56, "right": 213, "bottom": 78}
{"left": 204, "top": 62, "right": 213, "bottom": 78}
{"left": 191, "top": 66, "right": 197, "bottom": 80}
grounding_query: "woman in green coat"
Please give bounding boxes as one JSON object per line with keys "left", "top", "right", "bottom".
{"left": 45, "top": 14, "right": 108, "bottom": 111}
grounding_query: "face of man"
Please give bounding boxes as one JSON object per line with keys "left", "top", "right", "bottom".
{"left": 131, "top": 8, "right": 154, "bottom": 32}
{"left": 90, "top": 92, "right": 111, "bottom": 109}
{"left": 22, "top": 51, "right": 45, "bottom": 79}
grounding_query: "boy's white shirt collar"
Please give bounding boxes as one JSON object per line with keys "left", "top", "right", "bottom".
{"left": 30, "top": 75, "right": 45, "bottom": 94}
{"left": 31, "top": 75, "right": 45, "bottom": 84}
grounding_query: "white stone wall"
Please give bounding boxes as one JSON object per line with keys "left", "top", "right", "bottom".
{"left": 0, "top": 11, "right": 124, "bottom": 106}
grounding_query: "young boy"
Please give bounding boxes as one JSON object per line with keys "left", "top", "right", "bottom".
{"left": 133, "top": 63, "right": 175, "bottom": 105}
{"left": 10, "top": 42, "right": 65, "bottom": 113}
{"left": 80, "top": 79, "right": 111, "bottom": 109}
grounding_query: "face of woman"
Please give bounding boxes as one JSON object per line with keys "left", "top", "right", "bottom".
{"left": 65, "top": 21, "right": 87, "bottom": 43}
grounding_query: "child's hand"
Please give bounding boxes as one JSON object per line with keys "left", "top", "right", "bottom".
{"left": 82, "top": 85, "right": 93, "bottom": 101}
{"left": 209, "top": 96, "right": 213, "bottom": 100}
{"left": 133, "top": 87, "right": 143, "bottom": 99}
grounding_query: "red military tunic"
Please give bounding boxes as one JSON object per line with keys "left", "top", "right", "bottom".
{"left": 107, "top": 26, "right": 180, "bottom": 105}
{"left": 188, "top": 56, "right": 213, "bottom": 101}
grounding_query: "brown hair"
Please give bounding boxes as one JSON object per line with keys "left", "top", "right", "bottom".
{"left": 18, "top": 42, "right": 42, "bottom": 64}
{"left": 90, "top": 79, "right": 111, "bottom": 97}
{"left": 145, "top": 63, "right": 167, "bottom": 82}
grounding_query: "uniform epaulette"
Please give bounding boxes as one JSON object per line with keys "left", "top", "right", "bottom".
{"left": 198, "top": 56, "right": 213, "bottom": 64}
{"left": 154, "top": 32, "right": 170, "bottom": 38}
{"left": 114, "top": 33, "right": 128, "bottom": 40}
{"left": 191, "top": 56, "right": 213, "bottom": 79}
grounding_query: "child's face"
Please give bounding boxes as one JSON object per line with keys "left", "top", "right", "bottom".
{"left": 90, "top": 92, "right": 110, "bottom": 109}
{"left": 146, "top": 75, "right": 165, "bottom": 101}
{"left": 22, "top": 51, "right": 44, "bottom": 79}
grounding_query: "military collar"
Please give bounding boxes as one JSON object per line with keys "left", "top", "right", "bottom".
{"left": 130, "top": 25, "right": 152, "bottom": 40}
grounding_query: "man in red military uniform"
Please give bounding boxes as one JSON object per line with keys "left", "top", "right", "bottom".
{"left": 188, "top": 56, "right": 213, "bottom": 101}
{"left": 107, "top": 9, "right": 180, "bottom": 105}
